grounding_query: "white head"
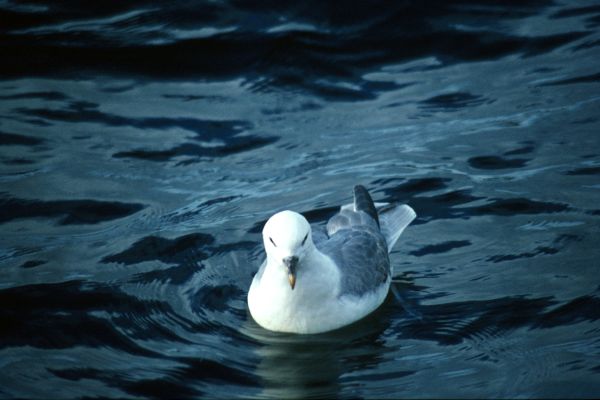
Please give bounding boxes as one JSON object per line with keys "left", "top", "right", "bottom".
{"left": 262, "top": 210, "right": 314, "bottom": 290}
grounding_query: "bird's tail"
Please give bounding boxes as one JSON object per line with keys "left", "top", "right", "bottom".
{"left": 378, "top": 203, "right": 416, "bottom": 251}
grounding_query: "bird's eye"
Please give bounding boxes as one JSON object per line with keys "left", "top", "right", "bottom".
{"left": 301, "top": 233, "right": 308, "bottom": 246}
{"left": 269, "top": 237, "right": 277, "bottom": 247}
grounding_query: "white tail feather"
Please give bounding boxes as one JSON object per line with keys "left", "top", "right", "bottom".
{"left": 379, "top": 204, "right": 416, "bottom": 251}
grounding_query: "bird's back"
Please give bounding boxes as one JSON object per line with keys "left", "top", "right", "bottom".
{"left": 315, "top": 186, "right": 391, "bottom": 297}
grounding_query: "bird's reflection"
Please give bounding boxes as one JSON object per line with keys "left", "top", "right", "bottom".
{"left": 241, "top": 296, "right": 397, "bottom": 399}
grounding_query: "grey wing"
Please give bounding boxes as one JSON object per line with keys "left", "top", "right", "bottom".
{"left": 327, "top": 185, "right": 381, "bottom": 236}
{"left": 314, "top": 185, "right": 392, "bottom": 296}
{"left": 317, "top": 228, "right": 390, "bottom": 297}
{"left": 326, "top": 208, "right": 379, "bottom": 237}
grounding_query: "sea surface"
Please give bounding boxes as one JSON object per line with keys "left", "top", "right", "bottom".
{"left": 1, "top": 1, "right": 600, "bottom": 398}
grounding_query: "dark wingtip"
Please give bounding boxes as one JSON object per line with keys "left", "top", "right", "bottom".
{"left": 353, "top": 185, "right": 379, "bottom": 227}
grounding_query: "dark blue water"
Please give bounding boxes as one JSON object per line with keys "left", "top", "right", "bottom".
{"left": 1, "top": 1, "right": 600, "bottom": 398}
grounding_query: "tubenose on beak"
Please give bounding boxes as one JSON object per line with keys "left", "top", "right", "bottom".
{"left": 282, "top": 256, "right": 298, "bottom": 290}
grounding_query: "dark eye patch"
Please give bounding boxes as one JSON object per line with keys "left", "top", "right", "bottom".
{"left": 301, "top": 233, "right": 308, "bottom": 246}
{"left": 269, "top": 237, "right": 277, "bottom": 247}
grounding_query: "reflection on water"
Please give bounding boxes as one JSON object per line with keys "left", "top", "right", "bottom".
{"left": 242, "top": 296, "right": 399, "bottom": 399}
{"left": 1, "top": 0, "right": 600, "bottom": 398}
